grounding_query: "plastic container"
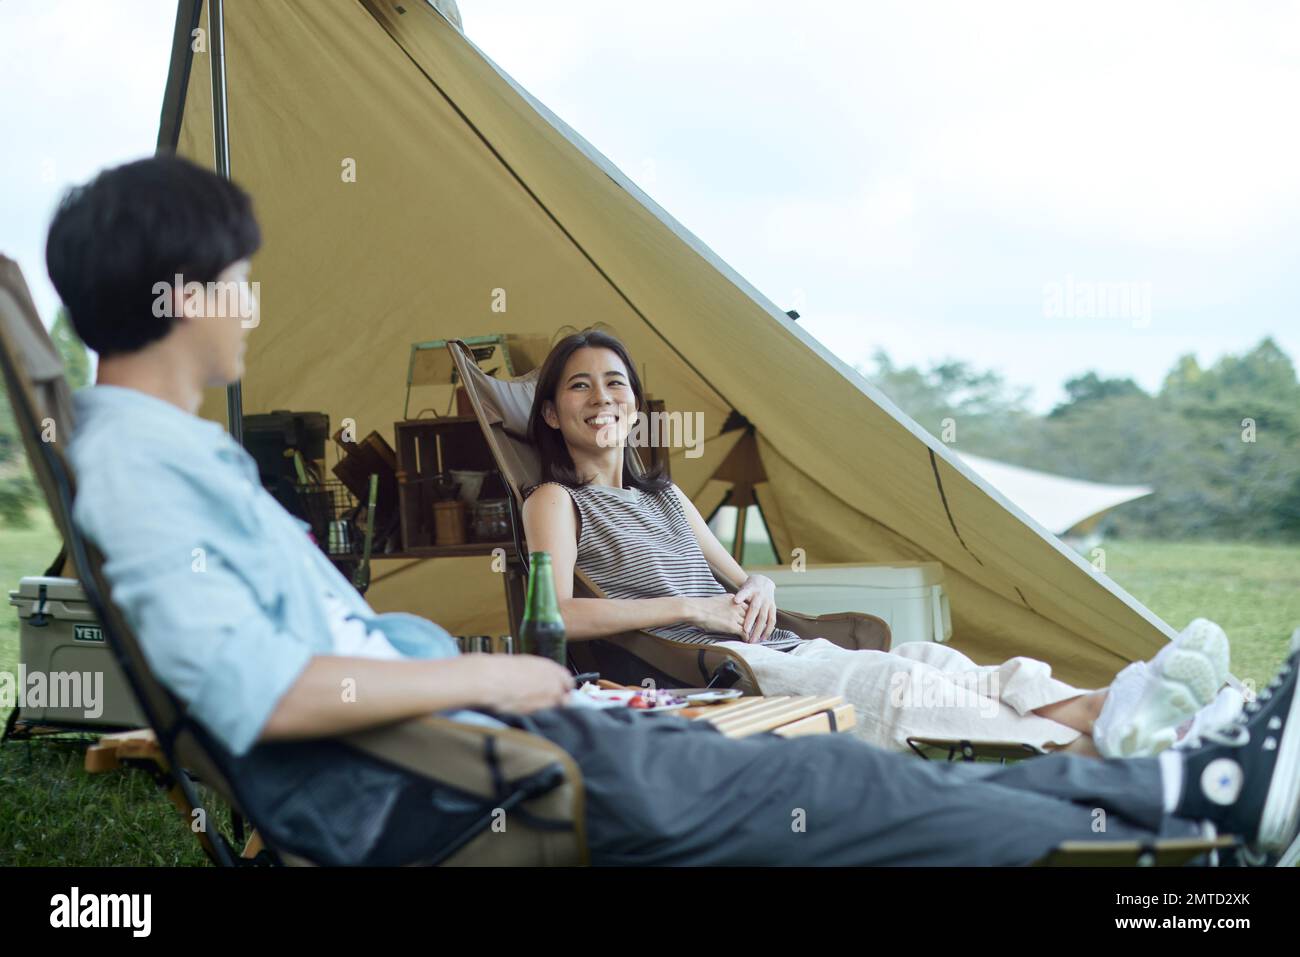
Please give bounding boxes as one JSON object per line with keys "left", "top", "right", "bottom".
{"left": 751, "top": 561, "right": 952, "bottom": 645}
{"left": 7, "top": 576, "right": 146, "bottom": 728}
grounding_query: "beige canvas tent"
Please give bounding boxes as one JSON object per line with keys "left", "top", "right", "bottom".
{"left": 159, "top": 0, "right": 1174, "bottom": 688}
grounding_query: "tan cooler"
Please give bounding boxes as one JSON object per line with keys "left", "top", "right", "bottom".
{"left": 754, "top": 561, "right": 953, "bottom": 646}
{"left": 7, "top": 576, "right": 146, "bottom": 729}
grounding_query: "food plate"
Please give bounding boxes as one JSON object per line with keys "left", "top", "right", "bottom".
{"left": 671, "top": 688, "right": 745, "bottom": 705}
{"left": 572, "top": 686, "right": 691, "bottom": 713}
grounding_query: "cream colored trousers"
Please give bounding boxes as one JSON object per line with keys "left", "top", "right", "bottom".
{"left": 719, "top": 638, "right": 1090, "bottom": 752}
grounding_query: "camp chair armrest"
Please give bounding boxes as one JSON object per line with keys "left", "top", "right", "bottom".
{"left": 342, "top": 714, "right": 587, "bottom": 865}
{"left": 710, "top": 567, "right": 891, "bottom": 652}
{"left": 565, "top": 627, "right": 762, "bottom": 692}
{"left": 343, "top": 714, "right": 582, "bottom": 805}
{"left": 775, "top": 609, "right": 892, "bottom": 651}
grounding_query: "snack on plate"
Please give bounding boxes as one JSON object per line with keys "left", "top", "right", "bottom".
{"left": 627, "top": 688, "right": 686, "bottom": 710}
{"left": 572, "top": 684, "right": 688, "bottom": 711}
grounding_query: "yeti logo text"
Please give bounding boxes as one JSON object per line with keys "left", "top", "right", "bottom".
{"left": 151, "top": 274, "right": 260, "bottom": 327}
{"left": 49, "top": 887, "right": 151, "bottom": 937}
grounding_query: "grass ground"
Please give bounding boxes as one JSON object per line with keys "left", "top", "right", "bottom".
{"left": 1099, "top": 539, "right": 1299, "bottom": 693}
{"left": 2, "top": 507, "right": 1298, "bottom": 866}
{"left": 0, "top": 510, "right": 210, "bottom": 866}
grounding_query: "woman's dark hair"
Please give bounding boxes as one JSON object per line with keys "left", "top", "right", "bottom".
{"left": 45, "top": 153, "right": 261, "bottom": 358}
{"left": 526, "top": 328, "right": 672, "bottom": 494}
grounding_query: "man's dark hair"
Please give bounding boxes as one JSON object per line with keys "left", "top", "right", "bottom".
{"left": 45, "top": 153, "right": 261, "bottom": 357}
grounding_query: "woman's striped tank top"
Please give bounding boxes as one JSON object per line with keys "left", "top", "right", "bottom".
{"left": 525, "top": 479, "right": 803, "bottom": 650}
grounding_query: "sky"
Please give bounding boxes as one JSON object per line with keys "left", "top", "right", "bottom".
{"left": 2, "top": 0, "right": 1297, "bottom": 411}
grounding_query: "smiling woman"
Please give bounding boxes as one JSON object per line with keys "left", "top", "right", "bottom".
{"left": 525, "top": 327, "right": 673, "bottom": 496}
{"left": 519, "top": 328, "right": 800, "bottom": 651}
{"left": 519, "top": 328, "right": 1245, "bottom": 758}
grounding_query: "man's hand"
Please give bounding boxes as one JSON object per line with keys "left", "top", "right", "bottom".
{"left": 688, "top": 594, "right": 750, "bottom": 638}
{"left": 470, "top": 654, "right": 575, "bottom": 714}
{"left": 733, "top": 574, "right": 778, "bottom": 643}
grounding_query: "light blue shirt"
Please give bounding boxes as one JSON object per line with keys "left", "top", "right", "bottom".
{"left": 69, "top": 384, "right": 502, "bottom": 756}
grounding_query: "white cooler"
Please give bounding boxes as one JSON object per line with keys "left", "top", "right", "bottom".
{"left": 7, "top": 576, "right": 146, "bottom": 728}
{"left": 753, "top": 561, "right": 952, "bottom": 645}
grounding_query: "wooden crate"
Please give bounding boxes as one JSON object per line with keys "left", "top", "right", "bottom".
{"left": 394, "top": 417, "right": 508, "bottom": 550}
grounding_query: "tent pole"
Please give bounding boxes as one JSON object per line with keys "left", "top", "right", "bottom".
{"left": 731, "top": 492, "right": 748, "bottom": 563}
{"left": 208, "top": 0, "right": 243, "bottom": 446}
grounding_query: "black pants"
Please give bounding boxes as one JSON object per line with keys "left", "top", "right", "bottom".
{"left": 501, "top": 708, "right": 1201, "bottom": 866}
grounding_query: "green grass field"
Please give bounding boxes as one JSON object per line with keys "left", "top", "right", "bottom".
{"left": 2, "top": 508, "right": 1298, "bottom": 866}
{"left": 0, "top": 510, "right": 214, "bottom": 866}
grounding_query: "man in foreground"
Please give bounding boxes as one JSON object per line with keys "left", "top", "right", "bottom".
{"left": 47, "top": 155, "right": 1300, "bottom": 866}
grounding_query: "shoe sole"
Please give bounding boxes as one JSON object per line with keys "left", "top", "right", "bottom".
{"left": 1256, "top": 634, "right": 1300, "bottom": 855}
{"left": 1163, "top": 619, "right": 1232, "bottom": 703}
{"left": 1110, "top": 621, "right": 1230, "bottom": 756}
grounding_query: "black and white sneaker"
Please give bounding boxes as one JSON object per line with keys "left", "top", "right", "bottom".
{"left": 1175, "top": 630, "right": 1300, "bottom": 860}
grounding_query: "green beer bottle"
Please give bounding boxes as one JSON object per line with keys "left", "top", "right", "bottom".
{"left": 519, "top": 551, "right": 566, "bottom": 665}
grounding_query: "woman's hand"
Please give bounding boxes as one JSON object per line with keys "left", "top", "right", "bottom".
{"left": 733, "top": 574, "right": 778, "bottom": 643}
{"left": 688, "top": 594, "right": 750, "bottom": 638}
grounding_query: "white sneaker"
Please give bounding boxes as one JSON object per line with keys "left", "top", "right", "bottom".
{"left": 1095, "top": 618, "right": 1231, "bottom": 758}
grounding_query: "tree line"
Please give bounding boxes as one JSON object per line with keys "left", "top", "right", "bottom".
{"left": 862, "top": 338, "right": 1300, "bottom": 541}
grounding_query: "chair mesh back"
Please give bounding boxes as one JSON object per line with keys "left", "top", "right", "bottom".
{"left": 0, "top": 259, "right": 78, "bottom": 546}
{"left": 0, "top": 257, "right": 186, "bottom": 743}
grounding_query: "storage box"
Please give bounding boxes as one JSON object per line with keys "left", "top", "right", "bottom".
{"left": 393, "top": 417, "right": 507, "bottom": 550}
{"left": 7, "top": 576, "right": 146, "bottom": 729}
{"left": 753, "top": 562, "right": 953, "bottom": 645}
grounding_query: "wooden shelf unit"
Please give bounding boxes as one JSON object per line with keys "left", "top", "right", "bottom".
{"left": 393, "top": 416, "right": 509, "bottom": 551}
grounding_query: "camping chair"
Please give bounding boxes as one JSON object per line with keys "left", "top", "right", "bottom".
{"left": 452, "top": 338, "right": 1063, "bottom": 752}
{"left": 0, "top": 257, "right": 586, "bottom": 866}
{"left": 448, "top": 338, "right": 892, "bottom": 694}
{"left": 452, "top": 338, "right": 1049, "bottom": 759}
